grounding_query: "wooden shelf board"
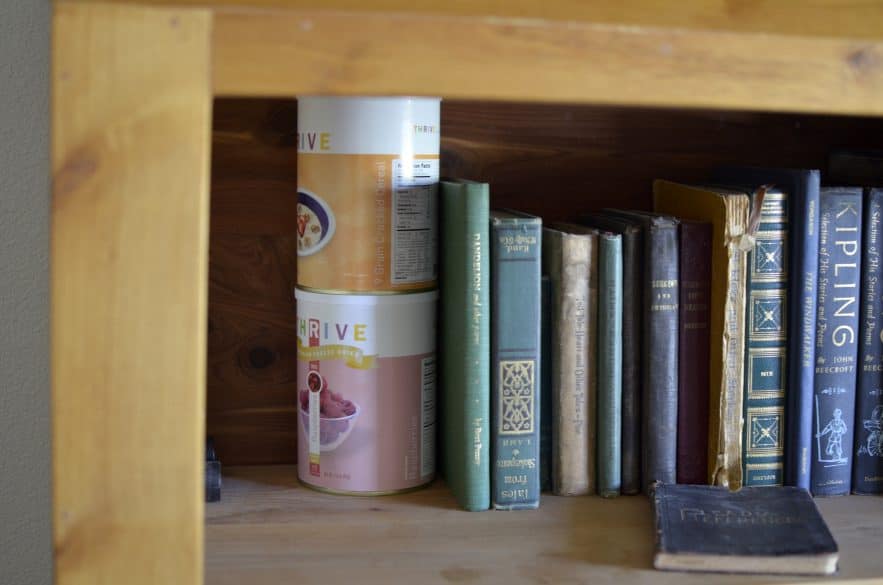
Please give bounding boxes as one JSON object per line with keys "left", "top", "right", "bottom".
{"left": 63, "top": 1, "right": 883, "bottom": 41}
{"left": 206, "top": 465, "right": 883, "bottom": 584}
{"left": 57, "top": 1, "right": 883, "bottom": 115}
{"left": 209, "top": 7, "right": 883, "bottom": 116}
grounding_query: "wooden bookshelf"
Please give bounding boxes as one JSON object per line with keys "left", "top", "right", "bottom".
{"left": 52, "top": 1, "right": 883, "bottom": 584}
{"left": 206, "top": 466, "right": 883, "bottom": 584}
{"left": 208, "top": 99, "right": 883, "bottom": 465}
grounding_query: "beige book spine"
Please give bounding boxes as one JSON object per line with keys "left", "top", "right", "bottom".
{"left": 543, "top": 229, "right": 592, "bottom": 495}
{"left": 585, "top": 234, "right": 599, "bottom": 495}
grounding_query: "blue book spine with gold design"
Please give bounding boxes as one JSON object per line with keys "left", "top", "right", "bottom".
{"left": 812, "top": 188, "right": 863, "bottom": 496}
{"left": 742, "top": 189, "right": 789, "bottom": 486}
{"left": 711, "top": 167, "right": 821, "bottom": 490}
{"left": 854, "top": 188, "right": 883, "bottom": 494}
{"left": 490, "top": 210, "right": 542, "bottom": 509}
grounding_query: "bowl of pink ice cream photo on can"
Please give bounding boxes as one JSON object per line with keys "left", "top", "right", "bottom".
{"left": 299, "top": 371, "right": 360, "bottom": 452}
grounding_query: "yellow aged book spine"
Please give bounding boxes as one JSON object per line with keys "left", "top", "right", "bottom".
{"left": 717, "top": 195, "right": 750, "bottom": 489}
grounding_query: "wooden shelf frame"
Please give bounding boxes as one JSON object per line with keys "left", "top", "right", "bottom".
{"left": 52, "top": 1, "right": 883, "bottom": 584}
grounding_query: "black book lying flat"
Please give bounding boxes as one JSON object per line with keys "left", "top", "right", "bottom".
{"left": 652, "top": 483, "right": 838, "bottom": 576}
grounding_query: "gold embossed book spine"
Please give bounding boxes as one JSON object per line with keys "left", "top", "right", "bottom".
{"left": 490, "top": 210, "right": 542, "bottom": 509}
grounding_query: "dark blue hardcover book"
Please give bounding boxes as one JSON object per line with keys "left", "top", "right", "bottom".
{"left": 490, "top": 210, "right": 542, "bottom": 509}
{"left": 652, "top": 483, "right": 838, "bottom": 575}
{"left": 854, "top": 188, "right": 883, "bottom": 494}
{"left": 713, "top": 167, "right": 820, "bottom": 490}
{"left": 604, "top": 210, "right": 679, "bottom": 492}
{"left": 812, "top": 188, "right": 863, "bottom": 496}
{"left": 540, "top": 275, "right": 553, "bottom": 492}
{"left": 741, "top": 188, "right": 789, "bottom": 486}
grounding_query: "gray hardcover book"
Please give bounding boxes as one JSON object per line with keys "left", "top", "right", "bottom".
{"left": 855, "top": 188, "right": 883, "bottom": 494}
{"left": 543, "top": 225, "right": 597, "bottom": 495}
{"left": 540, "top": 275, "right": 553, "bottom": 492}
{"left": 603, "top": 209, "right": 680, "bottom": 492}
{"left": 579, "top": 214, "right": 643, "bottom": 495}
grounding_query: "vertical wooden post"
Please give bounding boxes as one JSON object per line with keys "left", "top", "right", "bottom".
{"left": 52, "top": 3, "right": 212, "bottom": 583}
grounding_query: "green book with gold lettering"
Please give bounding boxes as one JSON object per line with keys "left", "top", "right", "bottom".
{"left": 440, "top": 180, "right": 490, "bottom": 511}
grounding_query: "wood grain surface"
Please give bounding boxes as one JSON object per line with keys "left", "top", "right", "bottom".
{"left": 61, "top": 0, "right": 883, "bottom": 41}
{"left": 208, "top": 100, "right": 300, "bottom": 465}
{"left": 212, "top": 7, "right": 883, "bottom": 116}
{"left": 52, "top": 3, "right": 212, "bottom": 584}
{"left": 205, "top": 465, "right": 883, "bottom": 584}
{"left": 208, "top": 98, "right": 883, "bottom": 465}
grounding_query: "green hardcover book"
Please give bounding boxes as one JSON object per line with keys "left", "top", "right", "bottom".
{"left": 441, "top": 179, "right": 491, "bottom": 511}
{"left": 597, "top": 232, "right": 623, "bottom": 497}
{"left": 742, "top": 188, "right": 789, "bottom": 486}
{"left": 490, "top": 210, "right": 542, "bottom": 510}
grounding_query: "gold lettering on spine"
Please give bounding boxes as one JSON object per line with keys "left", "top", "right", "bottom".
{"left": 472, "top": 418, "right": 483, "bottom": 466}
{"left": 471, "top": 233, "right": 482, "bottom": 345}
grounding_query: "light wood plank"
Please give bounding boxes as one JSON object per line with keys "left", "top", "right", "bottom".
{"left": 206, "top": 466, "right": 883, "bottom": 585}
{"left": 52, "top": 3, "right": 212, "bottom": 584}
{"left": 212, "top": 7, "right": 883, "bottom": 115}
{"left": 60, "top": 0, "right": 883, "bottom": 41}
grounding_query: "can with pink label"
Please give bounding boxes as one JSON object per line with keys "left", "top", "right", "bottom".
{"left": 295, "top": 287, "right": 437, "bottom": 494}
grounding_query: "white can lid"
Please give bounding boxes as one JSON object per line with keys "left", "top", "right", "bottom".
{"left": 294, "top": 287, "right": 438, "bottom": 305}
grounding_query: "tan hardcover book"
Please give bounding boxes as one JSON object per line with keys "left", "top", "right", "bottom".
{"left": 543, "top": 224, "right": 598, "bottom": 495}
{"left": 653, "top": 181, "right": 752, "bottom": 489}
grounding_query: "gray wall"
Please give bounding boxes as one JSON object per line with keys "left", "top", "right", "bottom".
{"left": 0, "top": 0, "right": 52, "bottom": 583}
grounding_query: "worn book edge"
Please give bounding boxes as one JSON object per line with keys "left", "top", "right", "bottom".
{"left": 654, "top": 553, "right": 837, "bottom": 576}
{"left": 543, "top": 227, "right": 593, "bottom": 496}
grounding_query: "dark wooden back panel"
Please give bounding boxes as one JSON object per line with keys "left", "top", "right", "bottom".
{"left": 209, "top": 98, "right": 883, "bottom": 465}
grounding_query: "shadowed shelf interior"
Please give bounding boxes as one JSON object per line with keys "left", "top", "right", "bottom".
{"left": 205, "top": 99, "right": 883, "bottom": 584}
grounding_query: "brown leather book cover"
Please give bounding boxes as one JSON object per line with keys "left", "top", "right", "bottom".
{"left": 677, "top": 221, "right": 712, "bottom": 484}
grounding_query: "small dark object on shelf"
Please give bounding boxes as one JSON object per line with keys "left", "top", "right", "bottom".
{"left": 206, "top": 437, "right": 222, "bottom": 503}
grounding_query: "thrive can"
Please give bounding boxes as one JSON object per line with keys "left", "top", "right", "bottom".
{"left": 295, "top": 288, "right": 437, "bottom": 494}
{"left": 296, "top": 97, "right": 440, "bottom": 292}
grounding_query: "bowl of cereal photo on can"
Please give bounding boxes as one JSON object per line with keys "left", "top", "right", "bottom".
{"left": 297, "top": 189, "right": 336, "bottom": 256}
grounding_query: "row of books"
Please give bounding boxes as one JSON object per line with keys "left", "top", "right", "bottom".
{"left": 439, "top": 153, "right": 883, "bottom": 511}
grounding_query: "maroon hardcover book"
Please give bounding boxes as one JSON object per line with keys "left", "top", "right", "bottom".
{"left": 677, "top": 221, "right": 712, "bottom": 484}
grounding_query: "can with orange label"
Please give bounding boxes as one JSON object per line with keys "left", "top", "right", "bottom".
{"left": 296, "top": 97, "right": 440, "bottom": 292}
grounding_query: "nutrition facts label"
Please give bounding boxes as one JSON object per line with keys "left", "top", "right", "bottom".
{"left": 391, "top": 159, "right": 439, "bottom": 285}
{"left": 421, "top": 356, "right": 436, "bottom": 478}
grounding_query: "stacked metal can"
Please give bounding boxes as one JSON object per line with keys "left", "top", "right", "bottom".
{"left": 295, "top": 97, "right": 440, "bottom": 494}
